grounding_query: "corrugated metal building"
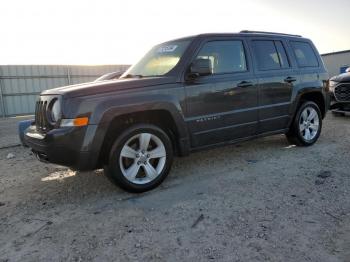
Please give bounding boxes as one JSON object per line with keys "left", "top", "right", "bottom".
{"left": 321, "top": 50, "right": 350, "bottom": 78}
{"left": 0, "top": 65, "right": 129, "bottom": 117}
{"left": 6, "top": 53, "right": 348, "bottom": 117}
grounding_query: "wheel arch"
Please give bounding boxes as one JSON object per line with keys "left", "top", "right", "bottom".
{"left": 295, "top": 90, "right": 326, "bottom": 118}
{"left": 95, "top": 107, "right": 189, "bottom": 167}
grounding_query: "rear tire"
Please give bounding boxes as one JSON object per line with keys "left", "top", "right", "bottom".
{"left": 286, "top": 101, "right": 322, "bottom": 146}
{"left": 104, "top": 124, "right": 173, "bottom": 193}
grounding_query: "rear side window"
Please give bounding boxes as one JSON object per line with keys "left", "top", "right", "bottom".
{"left": 196, "top": 40, "right": 247, "bottom": 74}
{"left": 290, "top": 41, "right": 319, "bottom": 67}
{"left": 252, "top": 40, "right": 290, "bottom": 71}
{"left": 275, "top": 41, "right": 289, "bottom": 69}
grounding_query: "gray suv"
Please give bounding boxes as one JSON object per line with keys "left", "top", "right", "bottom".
{"left": 23, "top": 31, "right": 330, "bottom": 192}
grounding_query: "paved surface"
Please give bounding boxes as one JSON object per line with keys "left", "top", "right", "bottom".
{"left": 0, "top": 114, "right": 349, "bottom": 261}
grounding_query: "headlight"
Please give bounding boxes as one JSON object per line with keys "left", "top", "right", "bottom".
{"left": 329, "top": 80, "right": 338, "bottom": 92}
{"left": 329, "top": 80, "right": 338, "bottom": 87}
{"left": 50, "top": 99, "right": 61, "bottom": 123}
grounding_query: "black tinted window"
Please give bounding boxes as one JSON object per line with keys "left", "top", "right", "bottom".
{"left": 275, "top": 41, "right": 290, "bottom": 68}
{"left": 291, "top": 41, "right": 319, "bottom": 67}
{"left": 196, "top": 41, "right": 247, "bottom": 74}
{"left": 252, "top": 40, "right": 290, "bottom": 70}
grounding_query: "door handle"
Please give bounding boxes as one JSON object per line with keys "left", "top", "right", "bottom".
{"left": 237, "top": 81, "right": 253, "bottom": 88}
{"left": 284, "top": 77, "right": 297, "bottom": 83}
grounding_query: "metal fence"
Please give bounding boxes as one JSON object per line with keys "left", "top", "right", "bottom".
{"left": 0, "top": 65, "right": 130, "bottom": 117}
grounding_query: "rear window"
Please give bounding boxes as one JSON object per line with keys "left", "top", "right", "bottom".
{"left": 290, "top": 41, "right": 319, "bottom": 67}
{"left": 251, "top": 40, "right": 290, "bottom": 71}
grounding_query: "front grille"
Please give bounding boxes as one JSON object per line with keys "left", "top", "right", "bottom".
{"left": 334, "top": 83, "right": 350, "bottom": 102}
{"left": 35, "top": 100, "right": 50, "bottom": 132}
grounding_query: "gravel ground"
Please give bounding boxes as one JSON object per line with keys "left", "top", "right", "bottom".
{"left": 0, "top": 114, "right": 349, "bottom": 262}
{"left": 0, "top": 116, "right": 33, "bottom": 148}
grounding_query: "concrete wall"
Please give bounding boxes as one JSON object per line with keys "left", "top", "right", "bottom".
{"left": 0, "top": 65, "right": 129, "bottom": 117}
{"left": 322, "top": 51, "right": 350, "bottom": 78}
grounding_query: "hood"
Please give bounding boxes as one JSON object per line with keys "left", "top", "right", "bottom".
{"left": 330, "top": 73, "right": 350, "bottom": 83}
{"left": 41, "top": 76, "right": 176, "bottom": 98}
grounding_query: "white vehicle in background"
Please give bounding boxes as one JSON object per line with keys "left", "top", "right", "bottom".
{"left": 95, "top": 71, "right": 125, "bottom": 82}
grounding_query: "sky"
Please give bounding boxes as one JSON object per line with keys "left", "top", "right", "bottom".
{"left": 0, "top": 0, "right": 349, "bottom": 65}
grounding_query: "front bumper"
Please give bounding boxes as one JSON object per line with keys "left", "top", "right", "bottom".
{"left": 330, "top": 82, "right": 350, "bottom": 110}
{"left": 23, "top": 124, "right": 97, "bottom": 171}
{"left": 330, "top": 92, "right": 350, "bottom": 111}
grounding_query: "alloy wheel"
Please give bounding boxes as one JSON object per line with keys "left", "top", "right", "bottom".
{"left": 119, "top": 133, "right": 167, "bottom": 184}
{"left": 299, "top": 106, "right": 320, "bottom": 141}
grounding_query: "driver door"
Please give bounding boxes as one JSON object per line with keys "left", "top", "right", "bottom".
{"left": 184, "top": 38, "right": 258, "bottom": 148}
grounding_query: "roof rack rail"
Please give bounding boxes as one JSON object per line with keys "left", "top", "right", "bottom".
{"left": 240, "top": 30, "right": 302, "bottom": 37}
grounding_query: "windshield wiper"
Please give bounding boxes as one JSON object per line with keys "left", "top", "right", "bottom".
{"left": 122, "top": 74, "right": 143, "bottom": 79}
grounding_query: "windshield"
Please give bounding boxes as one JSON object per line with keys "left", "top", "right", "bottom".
{"left": 121, "top": 40, "right": 191, "bottom": 78}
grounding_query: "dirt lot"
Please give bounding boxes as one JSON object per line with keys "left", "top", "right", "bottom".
{"left": 0, "top": 114, "right": 349, "bottom": 262}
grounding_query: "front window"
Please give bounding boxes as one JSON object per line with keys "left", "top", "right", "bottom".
{"left": 122, "top": 39, "right": 191, "bottom": 78}
{"left": 195, "top": 40, "right": 247, "bottom": 74}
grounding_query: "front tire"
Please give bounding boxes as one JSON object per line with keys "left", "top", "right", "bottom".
{"left": 286, "top": 101, "right": 322, "bottom": 146}
{"left": 104, "top": 124, "right": 173, "bottom": 193}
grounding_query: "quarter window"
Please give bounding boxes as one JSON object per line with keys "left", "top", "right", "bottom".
{"left": 252, "top": 40, "right": 290, "bottom": 71}
{"left": 195, "top": 40, "right": 247, "bottom": 74}
{"left": 291, "top": 41, "right": 319, "bottom": 67}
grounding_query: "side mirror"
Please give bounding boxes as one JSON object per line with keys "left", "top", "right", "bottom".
{"left": 346, "top": 67, "right": 350, "bottom": 73}
{"left": 188, "top": 58, "right": 213, "bottom": 80}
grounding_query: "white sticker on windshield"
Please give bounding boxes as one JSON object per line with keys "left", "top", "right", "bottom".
{"left": 157, "top": 45, "right": 178, "bottom": 53}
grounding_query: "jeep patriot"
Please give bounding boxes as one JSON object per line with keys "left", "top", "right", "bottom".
{"left": 23, "top": 31, "right": 330, "bottom": 192}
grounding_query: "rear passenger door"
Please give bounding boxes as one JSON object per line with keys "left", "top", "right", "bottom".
{"left": 249, "top": 38, "right": 299, "bottom": 134}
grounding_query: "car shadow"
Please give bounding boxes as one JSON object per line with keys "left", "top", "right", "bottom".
{"left": 23, "top": 134, "right": 292, "bottom": 207}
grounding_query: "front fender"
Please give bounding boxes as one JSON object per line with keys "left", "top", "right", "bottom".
{"left": 74, "top": 86, "right": 189, "bottom": 167}
{"left": 96, "top": 94, "right": 187, "bottom": 137}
